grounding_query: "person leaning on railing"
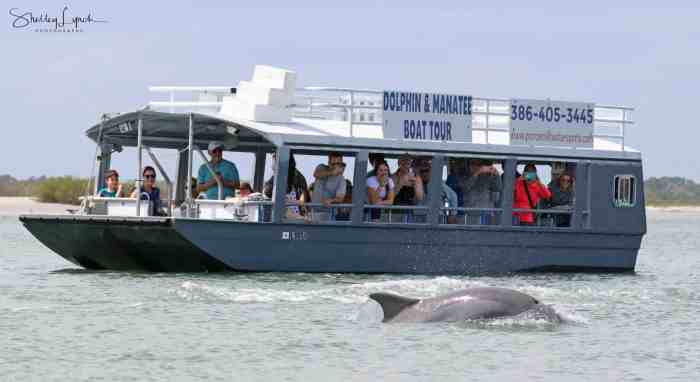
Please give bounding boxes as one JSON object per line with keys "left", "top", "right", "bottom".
{"left": 96, "top": 169, "right": 125, "bottom": 197}
{"left": 366, "top": 161, "right": 395, "bottom": 222}
{"left": 513, "top": 163, "right": 551, "bottom": 226}
{"left": 196, "top": 141, "right": 240, "bottom": 200}
{"left": 547, "top": 172, "right": 575, "bottom": 227}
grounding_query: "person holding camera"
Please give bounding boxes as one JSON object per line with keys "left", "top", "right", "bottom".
{"left": 460, "top": 159, "right": 502, "bottom": 225}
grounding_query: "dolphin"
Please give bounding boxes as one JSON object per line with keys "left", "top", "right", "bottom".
{"left": 369, "top": 287, "right": 560, "bottom": 323}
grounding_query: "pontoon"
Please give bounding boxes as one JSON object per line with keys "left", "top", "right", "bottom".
{"left": 20, "top": 66, "right": 645, "bottom": 273}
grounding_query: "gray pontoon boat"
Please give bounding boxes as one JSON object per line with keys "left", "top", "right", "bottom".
{"left": 20, "top": 66, "right": 645, "bottom": 274}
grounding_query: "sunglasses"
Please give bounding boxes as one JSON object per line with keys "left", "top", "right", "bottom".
{"left": 144, "top": 174, "right": 156, "bottom": 179}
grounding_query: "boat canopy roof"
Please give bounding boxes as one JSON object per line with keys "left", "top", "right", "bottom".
{"left": 87, "top": 108, "right": 640, "bottom": 161}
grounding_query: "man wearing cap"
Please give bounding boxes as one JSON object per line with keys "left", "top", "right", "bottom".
{"left": 196, "top": 141, "right": 240, "bottom": 200}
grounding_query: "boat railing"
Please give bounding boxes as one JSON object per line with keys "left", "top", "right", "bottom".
{"left": 81, "top": 196, "right": 584, "bottom": 229}
{"left": 192, "top": 199, "right": 272, "bottom": 222}
{"left": 148, "top": 85, "right": 634, "bottom": 151}
{"left": 362, "top": 204, "right": 432, "bottom": 225}
{"left": 83, "top": 197, "right": 153, "bottom": 217}
{"left": 511, "top": 207, "right": 581, "bottom": 228}
{"left": 439, "top": 207, "right": 504, "bottom": 226}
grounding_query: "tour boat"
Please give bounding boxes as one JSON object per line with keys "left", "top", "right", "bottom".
{"left": 20, "top": 65, "right": 645, "bottom": 273}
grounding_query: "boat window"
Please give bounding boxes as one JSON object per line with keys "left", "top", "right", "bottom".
{"left": 442, "top": 157, "right": 504, "bottom": 226}
{"left": 613, "top": 175, "right": 636, "bottom": 208}
{"left": 268, "top": 151, "right": 356, "bottom": 224}
{"left": 513, "top": 161, "right": 577, "bottom": 227}
{"left": 365, "top": 152, "right": 432, "bottom": 224}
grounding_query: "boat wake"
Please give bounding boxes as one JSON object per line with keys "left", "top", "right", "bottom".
{"left": 172, "top": 276, "right": 588, "bottom": 326}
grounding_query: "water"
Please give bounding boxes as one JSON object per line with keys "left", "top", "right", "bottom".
{"left": 1, "top": 211, "right": 699, "bottom": 381}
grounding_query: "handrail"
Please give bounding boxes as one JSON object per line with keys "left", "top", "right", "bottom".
{"left": 512, "top": 207, "right": 575, "bottom": 215}
{"left": 363, "top": 204, "right": 430, "bottom": 211}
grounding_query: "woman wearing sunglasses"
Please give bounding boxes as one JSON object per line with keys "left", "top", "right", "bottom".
{"left": 548, "top": 172, "right": 575, "bottom": 227}
{"left": 130, "top": 166, "right": 163, "bottom": 215}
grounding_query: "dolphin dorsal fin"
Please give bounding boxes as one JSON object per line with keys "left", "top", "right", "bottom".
{"left": 369, "top": 292, "right": 420, "bottom": 322}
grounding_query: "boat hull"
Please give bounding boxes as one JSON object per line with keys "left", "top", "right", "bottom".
{"left": 20, "top": 215, "right": 641, "bottom": 274}
{"left": 19, "top": 215, "right": 229, "bottom": 272}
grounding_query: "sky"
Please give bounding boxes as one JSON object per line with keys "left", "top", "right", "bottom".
{"left": 1, "top": 1, "right": 699, "bottom": 181}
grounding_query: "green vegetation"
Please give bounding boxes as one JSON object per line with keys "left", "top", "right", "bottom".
{"left": 645, "top": 177, "right": 700, "bottom": 206}
{"left": 33, "top": 177, "right": 90, "bottom": 205}
{"left": 0, "top": 175, "right": 90, "bottom": 205}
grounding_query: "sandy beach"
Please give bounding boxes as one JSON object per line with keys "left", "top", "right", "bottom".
{"left": 0, "top": 197, "right": 77, "bottom": 216}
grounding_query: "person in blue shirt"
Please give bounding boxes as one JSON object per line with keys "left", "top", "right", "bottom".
{"left": 97, "top": 169, "right": 124, "bottom": 197}
{"left": 130, "top": 166, "right": 164, "bottom": 215}
{"left": 196, "top": 141, "right": 240, "bottom": 199}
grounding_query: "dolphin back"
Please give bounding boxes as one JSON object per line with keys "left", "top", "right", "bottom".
{"left": 369, "top": 292, "right": 420, "bottom": 322}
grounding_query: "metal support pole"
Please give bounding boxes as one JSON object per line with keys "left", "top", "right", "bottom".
{"left": 485, "top": 100, "right": 490, "bottom": 144}
{"left": 574, "top": 162, "right": 589, "bottom": 229}
{"left": 186, "top": 114, "right": 194, "bottom": 214}
{"left": 145, "top": 146, "right": 173, "bottom": 216}
{"left": 500, "top": 158, "right": 516, "bottom": 227}
{"left": 427, "top": 155, "right": 444, "bottom": 226}
{"left": 271, "top": 146, "right": 290, "bottom": 223}
{"left": 95, "top": 144, "right": 112, "bottom": 194}
{"left": 136, "top": 115, "right": 143, "bottom": 217}
{"left": 349, "top": 91, "right": 355, "bottom": 137}
{"left": 621, "top": 110, "right": 627, "bottom": 151}
{"left": 253, "top": 150, "right": 267, "bottom": 192}
{"left": 351, "top": 150, "right": 369, "bottom": 224}
{"left": 174, "top": 148, "right": 189, "bottom": 206}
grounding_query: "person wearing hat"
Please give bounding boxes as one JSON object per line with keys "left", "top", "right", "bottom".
{"left": 196, "top": 141, "right": 240, "bottom": 200}
{"left": 97, "top": 169, "right": 124, "bottom": 197}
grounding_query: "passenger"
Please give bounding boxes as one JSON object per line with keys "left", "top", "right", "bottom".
{"left": 416, "top": 158, "right": 458, "bottom": 224}
{"left": 335, "top": 178, "right": 354, "bottom": 221}
{"left": 548, "top": 172, "right": 575, "bottom": 227}
{"left": 461, "top": 159, "right": 502, "bottom": 225}
{"left": 311, "top": 152, "right": 347, "bottom": 221}
{"left": 367, "top": 153, "right": 386, "bottom": 178}
{"left": 130, "top": 166, "right": 164, "bottom": 215}
{"left": 513, "top": 163, "right": 552, "bottom": 226}
{"left": 189, "top": 178, "right": 200, "bottom": 199}
{"left": 97, "top": 169, "right": 125, "bottom": 197}
{"left": 239, "top": 181, "right": 253, "bottom": 198}
{"left": 366, "top": 161, "right": 395, "bottom": 222}
{"left": 263, "top": 153, "right": 310, "bottom": 205}
{"left": 391, "top": 154, "right": 424, "bottom": 205}
{"left": 196, "top": 141, "right": 240, "bottom": 200}
{"left": 445, "top": 158, "right": 467, "bottom": 210}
